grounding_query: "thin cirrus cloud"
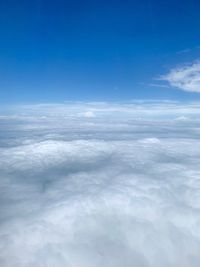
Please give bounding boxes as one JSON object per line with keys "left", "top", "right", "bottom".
{"left": 0, "top": 102, "right": 200, "bottom": 267}
{"left": 160, "top": 61, "right": 200, "bottom": 93}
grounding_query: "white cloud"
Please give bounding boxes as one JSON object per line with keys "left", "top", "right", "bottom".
{"left": 0, "top": 102, "right": 200, "bottom": 267}
{"left": 160, "top": 61, "right": 200, "bottom": 92}
{"left": 80, "top": 111, "right": 96, "bottom": 118}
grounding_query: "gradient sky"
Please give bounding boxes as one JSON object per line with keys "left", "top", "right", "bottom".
{"left": 0, "top": 0, "right": 200, "bottom": 103}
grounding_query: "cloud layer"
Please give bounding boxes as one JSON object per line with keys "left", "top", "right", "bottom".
{"left": 160, "top": 62, "right": 200, "bottom": 92}
{"left": 0, "top": 102, "right": 200, "bottom": 267}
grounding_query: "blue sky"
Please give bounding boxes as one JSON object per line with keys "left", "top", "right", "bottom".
{"left": 0, "top": 0, "right": 200, "bottom": 103}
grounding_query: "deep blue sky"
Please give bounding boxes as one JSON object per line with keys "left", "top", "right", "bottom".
{"left": 0, "top": 0, "right": 200, "bottom": 103}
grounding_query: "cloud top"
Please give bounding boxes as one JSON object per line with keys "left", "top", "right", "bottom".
{"left": 0, "top": 102, "right": 200, "bottom": 267}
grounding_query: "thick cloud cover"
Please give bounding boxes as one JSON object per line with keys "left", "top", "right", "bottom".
{"left": 0, "top": 101, "right": 200, "bottom": 267}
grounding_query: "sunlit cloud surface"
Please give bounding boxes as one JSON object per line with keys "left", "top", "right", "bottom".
{"left": 160, "top": 61, "right": 200, "bottom": 92}
{"left": 0, "top": 102, "right": 200, "bottom": 267}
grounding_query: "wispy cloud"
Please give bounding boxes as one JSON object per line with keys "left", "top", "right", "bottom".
{"left": 160, "top": 61, "right": 200, "bottom": 92}
{"left": 176, "top": 48, "right": 191, "bottom": 54}
{"left": 149, "top": 83, "right": 170, "bottom": 88}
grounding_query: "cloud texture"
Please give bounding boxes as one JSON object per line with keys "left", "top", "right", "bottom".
{"left": 160, "top": 61, "right": 200, "bottom": 92}
{"left": 0, "top": 102, "right": 200, "bottom": 267}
